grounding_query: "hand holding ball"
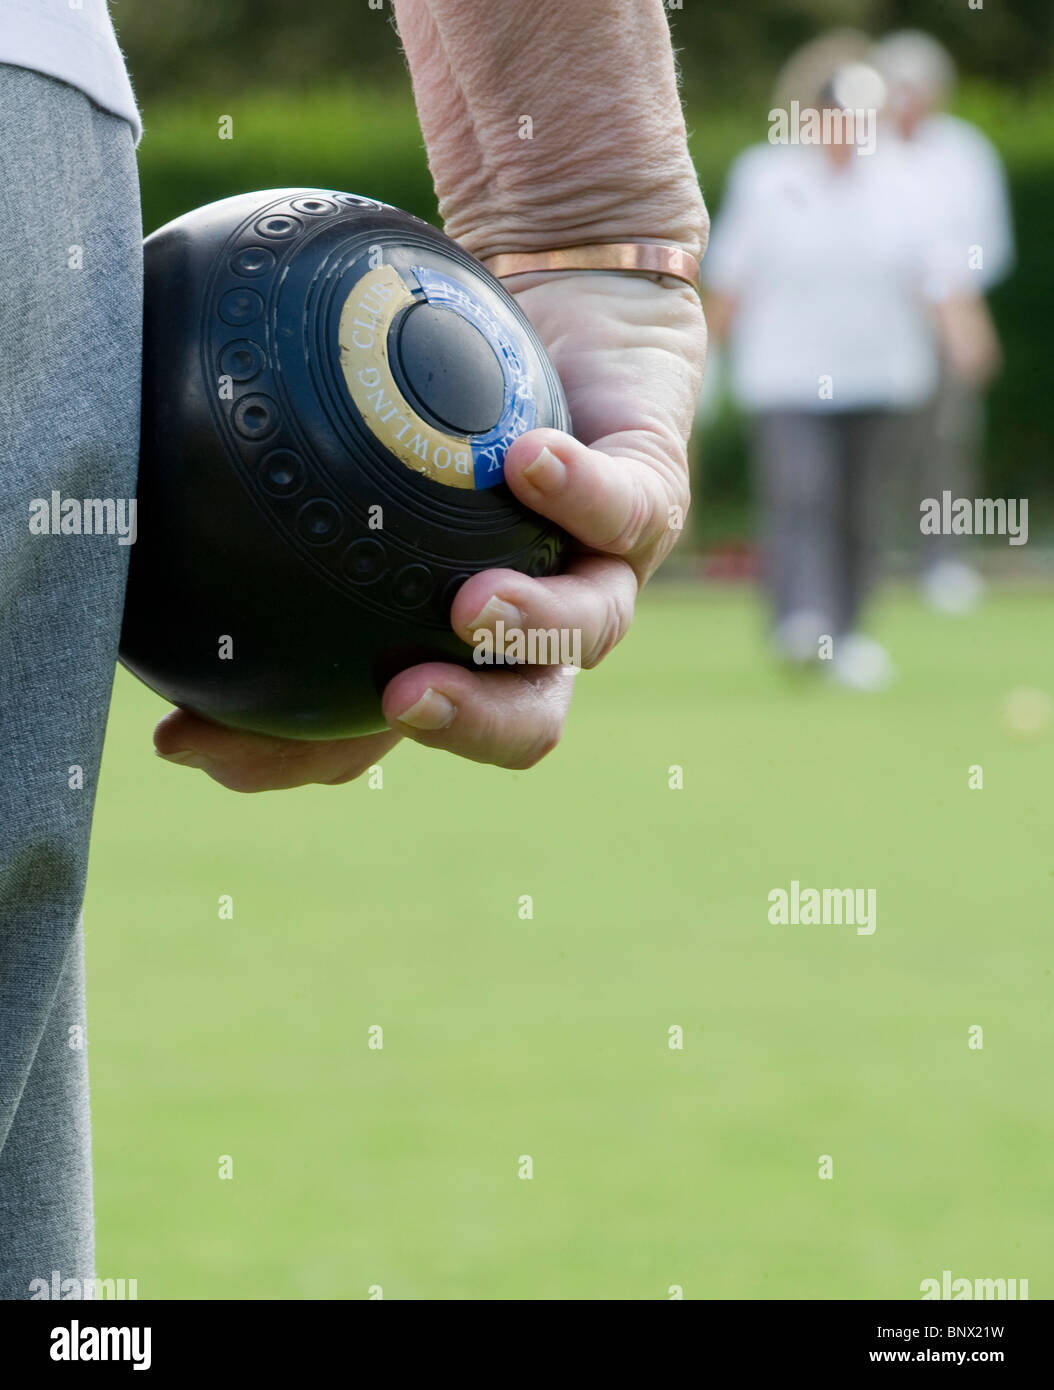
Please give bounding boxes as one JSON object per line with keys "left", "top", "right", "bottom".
{"left": 120, "top": 189, "right": 569, "bottom": 739}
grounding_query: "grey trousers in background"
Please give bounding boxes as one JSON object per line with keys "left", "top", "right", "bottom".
{"left": 752, "top": 408, "right": 915, "bottom": 639}
{"left": 915, "top": 364, "right": 984, "bottom": 569}
{"left": 0, "top": 66, "right": 141, "bottom": 1298}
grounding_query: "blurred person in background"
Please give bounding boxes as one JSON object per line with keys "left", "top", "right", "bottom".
{"left": 873, "top": 30, "right": 1014, "bottom": 615}
{"left": 703, "top": 35, "right": 967, "bottom": 691}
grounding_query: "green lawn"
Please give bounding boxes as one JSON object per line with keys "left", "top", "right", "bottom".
{"left": 84, "top": 583, "right": 1054, "bottom": 1300}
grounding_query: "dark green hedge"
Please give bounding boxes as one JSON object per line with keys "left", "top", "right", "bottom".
{"left": 136, "top": 85, "right": 1052, "bottom": 523}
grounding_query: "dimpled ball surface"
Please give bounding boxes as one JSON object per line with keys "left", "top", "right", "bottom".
{"left": 120, "top": 189, "right": 569, "bottom": 739}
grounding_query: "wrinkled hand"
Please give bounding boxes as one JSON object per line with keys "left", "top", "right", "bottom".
{"left": 154, "top": 271, "right": 706, "bottom": 790}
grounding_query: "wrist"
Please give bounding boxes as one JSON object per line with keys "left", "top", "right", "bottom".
{"left": 392, "top": 0, "right": 708, "bottom": 262}
{"left": 444, "top": 189, "right": 709, "bottom": 267}
{"left": 484, "top": 241, "right": 702, "bottom": 293}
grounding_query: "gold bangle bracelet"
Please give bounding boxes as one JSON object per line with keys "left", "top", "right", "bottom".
{"left": 483, "top": 243, "right": 701, "bottom": 292}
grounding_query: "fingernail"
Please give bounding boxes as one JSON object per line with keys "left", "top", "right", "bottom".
{"left": 465, "top": 595, "right": 523, "bottom": 635}
{"left": 155, "top": 748, "right": 214, "bottom": 770}
{"left": 522, "top": 446, "right": 566, "bottom": 493}
{"left": 395, "top": 687, "right": 457, "bottom": 731}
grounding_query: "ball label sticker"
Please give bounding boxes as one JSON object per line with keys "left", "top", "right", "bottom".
{"left": 337, "top": 263, "right": 537, "bottom": 490}
{"left": 412, "top": 266, "right": 537, "bottom": 488}
{"left": 338, "top": 265, "right": 475, "bottom": 489}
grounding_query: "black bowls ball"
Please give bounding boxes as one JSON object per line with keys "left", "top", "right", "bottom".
{"left": 119, "top": 188, "right": 570, "bottom": 740}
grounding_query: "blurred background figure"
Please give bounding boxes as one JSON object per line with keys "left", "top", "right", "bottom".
{"left": 873, "top": 30, "right": 1015, "bottom": 615}
{"left": 703, "top": 35, "right": 953, "bottom": 692}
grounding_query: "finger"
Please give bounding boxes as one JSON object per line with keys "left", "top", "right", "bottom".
{"left": 503, "top": 427, "right": 686, "bottom": 580}
{"left": 154, "top": 709, "right": 402, "bottom": 793}
{"left": 381, "top": 661, "right": 576, "bottom": 769}
{"left": 447, "top": 554, "right": 638, "bottom": 669}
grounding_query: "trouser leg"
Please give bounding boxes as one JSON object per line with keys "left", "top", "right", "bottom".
{"left": 752, "top": 411, "right": 843, "bottom": 639}
{"left": 0, "top": 65, "right": 141, "bottom": 1299}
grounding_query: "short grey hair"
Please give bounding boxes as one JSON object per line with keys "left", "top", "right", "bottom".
{"left": 872, "top": 30, "right": 956, "bottom": 98}
{"left": 772, "top": 29, "right": 873, "bottom": 111}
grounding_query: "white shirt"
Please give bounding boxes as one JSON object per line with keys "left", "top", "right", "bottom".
{"left": 891, "top": 113, "right": 1014, "bottom": 292}
{"left": 703, "top": 141, "right": 953, "bottom": 413}
{"left": 0, "top": 0, "right": 141, "bottom": 142}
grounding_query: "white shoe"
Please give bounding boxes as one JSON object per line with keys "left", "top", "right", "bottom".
{"left": 830, "top": 634, "right": 895, "bottom": 692}
{"left": 772, "top": 609, "right": 830, "bottom": 665}
{"left": 922, "top": 561, "right": 984, "bottom": 615}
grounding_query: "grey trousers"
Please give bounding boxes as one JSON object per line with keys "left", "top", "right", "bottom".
{"left": 0, "top": 66, "right": 141, "bottom": 1298}
{"left": 915, "top": 363, "right": 984, "bottom": 568}
{"left": 752, "top": 408, "right": 915, "bottom": 638}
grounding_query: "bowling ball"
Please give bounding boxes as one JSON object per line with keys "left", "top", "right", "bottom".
{"left": 120, "top": 188, "right": 570, "bottom": 740}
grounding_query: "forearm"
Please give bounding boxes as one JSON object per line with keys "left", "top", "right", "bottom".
{"left": 391, "top": 0, "right": 707, "bottom": 261}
